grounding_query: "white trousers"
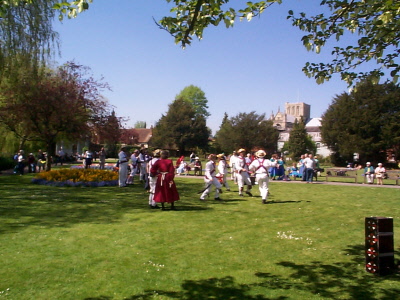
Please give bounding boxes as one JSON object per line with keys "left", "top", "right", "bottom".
{"left": 236, "top": 171, "right": 252, "bottom": 189}
{"left": 255, "top": 173, "right": 269, "bottom": 200}
{"left": 119, "top": 163, "right": 128, "bottom": 187}
{"left": 200, "top": 177, "right": 222, "bottom": 199}
{"left": 148, "top": 176, "right": 157, "bottom": 206}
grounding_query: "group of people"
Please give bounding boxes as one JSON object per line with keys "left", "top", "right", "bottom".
{"left": 200, "top": 148, "right": 280, "bottom": 204}
{"left": 13, "top": 149, "right": 47, "bottom": 175}
{"left": 118, "top": 147, "right": 180, "bottom": 210}
{"left": 364, "top": 162, "right": 387, "bottom": 185}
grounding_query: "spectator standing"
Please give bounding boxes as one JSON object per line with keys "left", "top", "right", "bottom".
{"left": 364, "top": 162, "right": 375, "bottom": 184}
{"left": 99, "top": 147, "right": 106, "bottom": 170}
{"left": 84, "top": 149, "right": 93, "bottom": 169}
{"left": 303, "top": 154, "right": 316, "bottom": 183}
{"left": 37, "top": 150, "right": 46, "bottom": 172}
{"left": 17, "top": 150, "right": 25, "bottom": 175}
{"left": 27, "top": 153, "right": 36, "bottom": 173}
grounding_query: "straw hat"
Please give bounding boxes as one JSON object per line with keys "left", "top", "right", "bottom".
{"left": 217, "top": 154, "right": 225, "bottom": 160}
{"left": 237, "top": 148, "right": 246, "bottom": 153}
{"left": 256, "top": 150, "right": 266, "bottom": 157}
{"left": 153, "top": 149, "right": 161, "bottom": 157}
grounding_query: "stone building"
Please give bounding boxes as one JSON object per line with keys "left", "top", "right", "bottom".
{"left": 270, "top": 102, "right": 332, "bottom": 157}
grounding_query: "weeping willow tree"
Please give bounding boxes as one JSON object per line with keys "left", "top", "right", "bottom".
{"left": 0, "top": 0, "right": 60, "bottom": 77}
{"left": 0, "top": 0, "right": 60, "bottom": 150}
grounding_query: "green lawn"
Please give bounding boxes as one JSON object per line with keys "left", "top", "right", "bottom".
{"left": 0, "top": 173, "right": 399, "bottom": 299}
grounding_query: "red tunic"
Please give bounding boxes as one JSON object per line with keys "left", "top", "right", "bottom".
{"left": 150, "top": 158, "right": 180, "bottom": 203}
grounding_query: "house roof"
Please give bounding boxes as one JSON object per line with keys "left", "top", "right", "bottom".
{"left": 123, "top": 128, "right": 153, "bottom": 144}
{"left": 306, "top": 118, "right": 322, "bottom": 127}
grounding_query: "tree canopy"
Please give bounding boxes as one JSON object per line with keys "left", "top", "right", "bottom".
{"left": 157, "top": 0, "right": 400, "bottom": 86}
{"left": 320, "top": 79, "right": 400, "bottom": 165}
{"left": 151, "top": 98, "right": 210, "bottom": 153}
{"left": 215, "top": 111, "right": 279, "bottom": 154}
{"left": 0, "top": 62, "right": 111, "bottom": 170}
{"left": 175, "top": 85, "right": 210, "bottom": 118}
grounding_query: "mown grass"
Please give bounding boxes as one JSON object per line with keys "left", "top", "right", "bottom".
{"left": 0, "top": 173, "right": 399, "bottom": 300}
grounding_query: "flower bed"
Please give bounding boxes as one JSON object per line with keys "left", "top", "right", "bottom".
{"left": 32, "top": 169, "right": 119, "bottom": 187}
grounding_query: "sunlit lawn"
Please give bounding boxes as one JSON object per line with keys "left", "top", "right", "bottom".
{"left": 0, "top": 172, "right": 399, "bottom": 299}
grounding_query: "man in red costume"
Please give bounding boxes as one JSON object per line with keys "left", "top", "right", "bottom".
{"left": 150, "top": 150, "right": 180, "bottom": 210}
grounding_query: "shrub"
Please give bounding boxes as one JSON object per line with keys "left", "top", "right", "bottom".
{"left": 0, "top": 156, "right": 15, "bottom": 171}
{"left": 32, "top": 169, "right": 119, "bottom": 187}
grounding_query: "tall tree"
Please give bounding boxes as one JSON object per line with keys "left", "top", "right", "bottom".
{"left": 157, "top": 0, "right": 400, "bottom": 86}
{"left": 283, "top": 118, "right": 316, "bottom": 160}
{"left": 175, "top": 85, "right": 210, "bottom": 118}
{"left": 321, "top": 79, "right": 400, "bottom": 164}
{"left": 134, "top": 121, "right": 147, "bottom": 128}
{"left": 215, "top": 112, "right": 279, "bottom": 154}
{"left": 92, "top": 109, "right": 122, "bottom": 152}
{"left": 151, "top": 98, "right": 210, "bottom": 153}
{"left": 0, "top": 0, "right": 59, "bottom": 79}
{"left": 0, "top": 62, "right": 110, "bottom": 170}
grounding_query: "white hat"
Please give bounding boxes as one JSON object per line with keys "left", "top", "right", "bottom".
{"left": 366, "top": 162, "right": 371, "bottom": 165}
{"left": 256, "top": 150, "right": 266, "bottom": 157}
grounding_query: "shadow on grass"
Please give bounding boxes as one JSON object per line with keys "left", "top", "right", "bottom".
{"left": 84, "top": 245, "right": 399, "bottom": 300}
{"left": 0, "top": 176, "right": 213, "bottom": 234}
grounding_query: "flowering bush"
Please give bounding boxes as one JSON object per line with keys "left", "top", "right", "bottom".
{"left": 32, "top": 169, "right": 119, "bottom": 187}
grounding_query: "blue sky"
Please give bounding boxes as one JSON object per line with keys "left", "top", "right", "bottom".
{"left": 53, "top": 0, "right": 353, "bottom": 134}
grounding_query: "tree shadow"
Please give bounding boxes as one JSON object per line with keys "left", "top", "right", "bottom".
{"left": 84, "top": 245, "right": 399, "bottom": 300}
{"left": 121, "top": 276, "right": 287, "bottom": 300}
{"left": 0, "top": 176, "right": 211, "bottom": 234}
{"left": 268, "top": 244, "right": 400, "bottom": 299}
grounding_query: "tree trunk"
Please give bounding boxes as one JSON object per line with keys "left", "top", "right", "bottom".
{"left": 45, "top": 140, "right": 57, "bottom": 171}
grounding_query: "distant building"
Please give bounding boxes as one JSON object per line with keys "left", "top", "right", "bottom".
{"left": 121, "top": 127, "right": 153, "bottom": 148}
{"left": 270, "top": 102, "right": 332, "bottom": 157}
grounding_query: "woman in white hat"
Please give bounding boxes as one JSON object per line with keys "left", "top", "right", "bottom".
{"left": 249, "top": 150, "right": 277, "bottom": 204}
{"left": 374, "top": 163, "right": 386, "bottom": 185}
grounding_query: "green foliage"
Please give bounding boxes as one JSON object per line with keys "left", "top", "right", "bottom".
{"left": 0, "top": 155, "right": 15, "bottom": 171}
{"left": 152, "top": 98, "right": 210, "bottom": 153}
{"left": 285, "top": 118, "right": 317, "bottom": 160}
{"left": 133, "top": 121, "right": 147, "bottom": 128}
{"left": 321, "top": 79, "right": 400, "bottom": 164}
{"left": 215, "top": 111, "right": 279, "bottom": 154}
{"left": 0, "top": 0, "right": 59, "bottom": 79}
{"left": 175, "top": 85, "right": 210, "bottom": 118}
{"left": 158, "top": 0, "right": 400, "bottom": 86}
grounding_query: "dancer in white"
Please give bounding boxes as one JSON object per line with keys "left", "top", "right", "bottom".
{"left": 249, "top": 150, "right": 277, "bottom": 204}
{"left": 200, "top": 154, "right": 223, "bottom": 201}
{"left": 217, "top": 154, "right": 230, "bottom": 191}
{"left": 235, "top": 148, "right": 253, "bottom": 197}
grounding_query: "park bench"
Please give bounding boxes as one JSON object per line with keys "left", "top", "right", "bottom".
{"left": 187, "top": 162, "right": 203, "bottom": 176}
{"left": 325, "top": 168, "right": 358, "bottom": 183}
{"left": 363, "top": 169, "right": 400, "bottom": 185}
